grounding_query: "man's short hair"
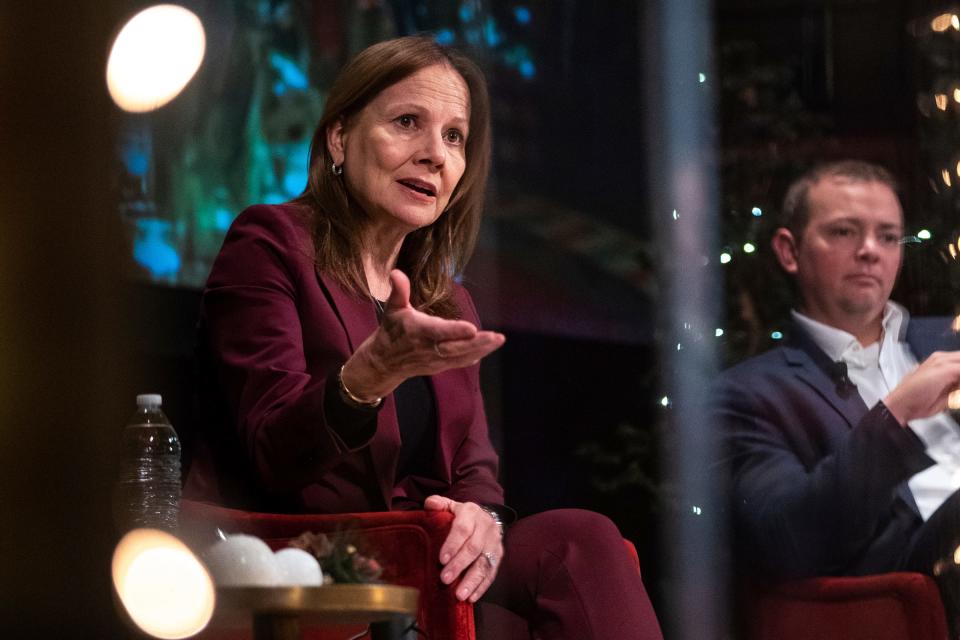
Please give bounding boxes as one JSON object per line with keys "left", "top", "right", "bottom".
{"left": 780, "top": 160, "right": 899, "bottom": 237}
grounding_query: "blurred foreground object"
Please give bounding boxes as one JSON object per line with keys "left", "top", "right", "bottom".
{"left": 115, "top": 394, "right": 181, "bottom": 532}
{"left": 106, "top": 4, "right": 206, "bottom": 113}
{"left": 112, "top": 528, "right": 215, "bottom": 639}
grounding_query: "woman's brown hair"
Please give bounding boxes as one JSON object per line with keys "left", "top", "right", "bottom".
{"left": 294, "top": 35, "right": 492, "bottom": 319}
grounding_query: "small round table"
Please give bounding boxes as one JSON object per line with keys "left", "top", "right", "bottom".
{"left": 214, "top": 584, "right": 419, "bottom": 640}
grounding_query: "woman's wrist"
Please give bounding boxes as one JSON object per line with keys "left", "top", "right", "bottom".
{"left": 338, "top": 364, "right": 383, "bottom": 408}
{"left": 479, "top": 505, "right": 505, "bottom": 538}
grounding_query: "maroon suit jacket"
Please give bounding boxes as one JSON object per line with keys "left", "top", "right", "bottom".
{"left": 184, "top": 203, "right": 505, "bottom": 514}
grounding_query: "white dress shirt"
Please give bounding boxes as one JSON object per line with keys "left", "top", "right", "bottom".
{"left": 793, "top": 303, "right": 960, "bottom": 520}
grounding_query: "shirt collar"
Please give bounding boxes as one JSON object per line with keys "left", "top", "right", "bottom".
{"left": 791, "top": 302, "right": 909, "bottom": 363}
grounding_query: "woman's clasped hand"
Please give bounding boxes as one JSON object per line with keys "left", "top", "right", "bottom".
{"left": 424, "top": 495, "right": 504, "bottom": 602}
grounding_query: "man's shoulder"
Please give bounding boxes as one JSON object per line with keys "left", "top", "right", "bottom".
{"left": 720, "top": 345, "right": 793, "bottom": 380}
{"left": 905, "top": 315, "right": 957, "bottom": 359}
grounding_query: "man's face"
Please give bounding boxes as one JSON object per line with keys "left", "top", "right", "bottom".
{"left": 774, "top": 177, "right": 903, "bottom": 333}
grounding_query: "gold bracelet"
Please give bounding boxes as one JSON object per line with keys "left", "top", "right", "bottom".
{"left": 338, "top": 365, "right": 383, "bottom": 408}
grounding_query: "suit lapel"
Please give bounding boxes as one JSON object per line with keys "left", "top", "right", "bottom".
{"left": 316, "top": 272, "right": 380, "bottom": 351}
{"left": 786, "top": 321, "right": 923, "bottom": 518}
{"left": 316, "top": 271, "right": 399, "bottom": 509}
{"left": 783, "top": 327, "right": 868, "bottom": 430}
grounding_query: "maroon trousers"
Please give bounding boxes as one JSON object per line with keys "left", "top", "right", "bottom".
{"left": 477, "top": 509, "right": 664, "bottom": 640}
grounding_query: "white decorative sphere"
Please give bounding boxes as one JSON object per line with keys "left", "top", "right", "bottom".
{"left": 274, "top": 548, "right": 324, "bottom": 586}
{"left": 203, "top": 535, "right": 280, "bottom": 586}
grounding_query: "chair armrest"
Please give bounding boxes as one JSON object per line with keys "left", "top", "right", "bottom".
{"left": 745, "top": 573, "right": 948, "bottom": 640}
{"left": 179, "top": 499, "right": 475, "bottom": 640}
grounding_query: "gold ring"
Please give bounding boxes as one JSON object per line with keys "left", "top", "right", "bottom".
{"left": 481, "top": 551, "right": 497, "bottom": 569}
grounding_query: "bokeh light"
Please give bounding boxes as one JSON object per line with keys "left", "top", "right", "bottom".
{"left": 106, "top": 5, "right": 206, "bottom": 113}
{"left": 112, "top": 529, "right": 215, "bottom": 639}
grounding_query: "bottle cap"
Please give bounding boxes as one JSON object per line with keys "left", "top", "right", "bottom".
{"left": 136, "top": 394, "right": 163, "bottom": 408}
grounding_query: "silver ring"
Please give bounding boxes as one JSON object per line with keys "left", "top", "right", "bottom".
{"left": 434, "top": 341, "right": 445, "bottom": 358}
{"left": 481, "top": 551, "right": 497, "bottom": 569}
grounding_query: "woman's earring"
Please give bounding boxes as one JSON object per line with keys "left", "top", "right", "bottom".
{"left": 331, "top": 162, "right": 343, "bottom": 176}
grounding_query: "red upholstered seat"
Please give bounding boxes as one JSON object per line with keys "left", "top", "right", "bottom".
{"left": 180, "top": 499, "right": 643, "bottom": 640}
{"left": 180, "top": 499, "right": 473, "bottom": 640}
{"left": 743, "top": 572, "right": 949, "bottom": 640}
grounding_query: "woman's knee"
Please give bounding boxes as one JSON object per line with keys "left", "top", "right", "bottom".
{"left": 512, "top": 508, "right": 623, "bottom": 548}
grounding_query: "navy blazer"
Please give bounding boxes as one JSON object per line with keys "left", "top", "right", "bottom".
{"left": 714, "top": 317, "right": 960, "bottom": 578}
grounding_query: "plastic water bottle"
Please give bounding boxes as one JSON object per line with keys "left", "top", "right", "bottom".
{"left": 115, "top": 394, "right": 181, "bottom": 532}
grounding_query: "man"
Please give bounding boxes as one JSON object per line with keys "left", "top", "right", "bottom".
{"left": 714, "top": 160, "right": 960, "bottom": 602}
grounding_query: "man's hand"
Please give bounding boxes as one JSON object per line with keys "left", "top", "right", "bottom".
{"left": 883, "top": 351, "right": 960, "bottom": 425}
{"left": 424, "top": 495, "right": 504, "bottom": 603}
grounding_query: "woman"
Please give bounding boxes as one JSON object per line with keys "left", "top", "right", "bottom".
{"left": 186, "top": 36, "right": 662, "bottom": 639}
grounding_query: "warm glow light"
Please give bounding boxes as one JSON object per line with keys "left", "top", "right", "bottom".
{"left": 932, "top": 14, "right": 953, "bottom": 32}
{"left": 952, "top": 314, "right": 960, "bottom": 333}
{"left": 953, "top": 88, "right": 960, "bottom": 103}
{"left": 106, "top": 5, "right": 206, "bottom": 113}
{"left": 950, "top": 389, "right": 960, "bottom": 410}
{"left": 112, "top": 529, "right": 215, "bottom": 639}
{"left": 949, "top": 243, "right": 957, "bottom": 260}
{"left": 943, "top": 169, "right": 953, "bottom": 187}
{"left": 953, "top": 14, "right": 960, "bottom": 30}
{"left": 936, "top": 94, "right": 949, "bottom": 110}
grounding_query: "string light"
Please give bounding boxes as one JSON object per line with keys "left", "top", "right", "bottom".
{"left": 943, "top": 169, "right": 953, "bottom": 187}
{"left": 918, "top": 229, "right": 932, "bottom": 240}
{"left": 936, "top": 94, "right": 949, "bottom": 110}
{"left": 743, "top": 243, "right": 756, "bottom": 253}
{"left": 771, "top": 331, "right": 783, "bottom": 340}
{"left": 715, "top": 328, "right": 724, "bottom": 337}
{"left": 720, "top": 252, "right": 732, "bottom": 264}
{"left": 751, "top": 207, "right": 762, "bottom": 217}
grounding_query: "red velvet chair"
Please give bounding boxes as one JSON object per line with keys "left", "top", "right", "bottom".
{"left": 743, "top": 573, "right": 949, "bottom": 640}
{"left": 180, "top": 499, "right": 643, "bottom": 640}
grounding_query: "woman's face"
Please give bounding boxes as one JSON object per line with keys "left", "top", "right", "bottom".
{"left": 329, "top": 64, "right": 470, "bottom": 234}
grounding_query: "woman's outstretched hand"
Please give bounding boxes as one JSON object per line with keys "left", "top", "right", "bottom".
{"left": 425, "top": 495, "right": 504, "bottom": 602}
{"left": 341, "top": 270, "right": 505, "bottom": 401}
